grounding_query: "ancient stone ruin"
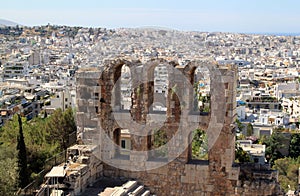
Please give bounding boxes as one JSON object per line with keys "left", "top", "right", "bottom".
{"left": 76, "top": 58, "right": 282, "bottom": 195}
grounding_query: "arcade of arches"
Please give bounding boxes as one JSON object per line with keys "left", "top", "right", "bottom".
{"left": 76, "top": 58, "right": 282, "bottom": 195}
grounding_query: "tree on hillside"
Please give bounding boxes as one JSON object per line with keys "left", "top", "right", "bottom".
{"left": 264, "top": 130, "right": 285, "bottom": 165}
{"left": 0, "top": 108, "right": 76, "bottom": 190}
{"left": 273, "top": 157, "right": 300, "bottom": 192}
{"left": 45, "top": 108, "right": 77, "bottom": 150}
{"left": 0, "top": 157, "right": 17, "bottom": 196}
{"left": 289, "top": 133, "right": 300, "bottom": 159}
{"left": 16, "top": 114, "right": 29, "bottom": 188}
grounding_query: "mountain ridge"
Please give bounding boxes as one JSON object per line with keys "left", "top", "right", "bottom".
{"left": 0, "top": 19, "right": 19, "bottom": 27}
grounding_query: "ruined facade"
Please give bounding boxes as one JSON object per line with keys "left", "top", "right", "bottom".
{"left": 76, "top": 58, "right": 282, "bottom": 195}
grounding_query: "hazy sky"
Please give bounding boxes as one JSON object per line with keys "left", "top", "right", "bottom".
{"left": 1, "top": 0, "right": 300, "bottom": 33}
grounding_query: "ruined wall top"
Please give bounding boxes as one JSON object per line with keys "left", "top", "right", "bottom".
{"left": 77, "top": 57, "right": 237, "bottom": 74}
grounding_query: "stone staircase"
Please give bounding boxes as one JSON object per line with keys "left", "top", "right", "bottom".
{"left": 100, "top": 180, "right": 153, "bottom": 196}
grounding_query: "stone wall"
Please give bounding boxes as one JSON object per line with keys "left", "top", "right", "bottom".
{"left": 76, "top": 58, "right": 283, "bottom": 195}
{"left": 65, "top": 145, "right": 103, "bottom": 195}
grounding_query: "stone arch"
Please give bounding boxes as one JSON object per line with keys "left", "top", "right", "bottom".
{"left": 109, "top": 59, "right": 133, "bottom": 111}
{"left": 141, "top": 59, "right": 178, "bottom": 114}
{"left": 183, "top": 61, "right": 213, "bottom": 114}
{"left": 112, "top": 127, "right": 132, "bottom": 159}
{"left": 100, "top": 58, "right": 232, "bottom": 167}
{"left": 120, "top": 64, "right": 132, "bottom": 110}
{"left": 143, "top": 59, "right": 183, "bottom": 157}
{"left": 76, "top": 59, "right": 275, "bottom": 194}
{"left": 182, "top": 60, "right": 229, "bottom": 164}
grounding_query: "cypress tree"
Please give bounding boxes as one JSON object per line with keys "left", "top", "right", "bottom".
{"left": 16, "top": 114, "right": 29, "bottom": 188}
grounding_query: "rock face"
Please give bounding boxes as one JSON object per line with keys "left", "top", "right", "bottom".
{"left": 76, "top": 58, "right": 283, "bottom": 195}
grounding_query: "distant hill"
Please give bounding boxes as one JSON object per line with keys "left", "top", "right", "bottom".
{"left": 136, "top": 26, "right": 177, "bottom": 31}
{"left": 0, "top": 19, "right": 19, "bottom": 27}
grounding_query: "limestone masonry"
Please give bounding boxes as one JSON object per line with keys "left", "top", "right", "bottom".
{"left": 76, "top": 57, "right": 283, "bottom": 195}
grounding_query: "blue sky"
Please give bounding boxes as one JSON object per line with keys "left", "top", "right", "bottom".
{"left": 1, "top": 0, "right": 300, "bottom": 33}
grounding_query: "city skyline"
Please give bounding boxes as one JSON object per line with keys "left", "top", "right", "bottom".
{"left": 1, "top": 0, "right": 300, "bottom": 33}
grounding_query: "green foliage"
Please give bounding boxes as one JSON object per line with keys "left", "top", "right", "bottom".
{"left": 273, "top": 157, "right": 300, "bottom": 192}
{"left": 236, "top": 133, "right": 246, "bottom": 140}
{"left": 193, "top": 82, "right": 210, "bottom": 112}
{"left": 203, "top": 105, "right": 210, "bottom": 113}
{"left": 0, "top": 144, "right": 17, "bottom": 195}
{"left": 260, "top": 132, "right": 300, "bottom": 192}
{"left": 16, "top": 114, "right": 29, "bottom": 188}
{"left": 0, "top": 108, "right": 76, "bottom": 191}
{"left": 289, "top": 133, "right": 300, "bottom": 159}
{"left": 263, "top": 130, "right": 285, "bottom": 166}
{"left": 235, "top": 142, "right": 251, "bottom": 163}
{"left": 153, "top": 129, "right": 168, "bottom": 157}
{"left": 246, "top": 123, "right": 253, "bottom": 136}
{"left": 260, "top": 96, "right": 277, "bottom": 102}
{"left": 258, "top": 135, "right": 267, "bottom": 144}
{"left": 171, "top": 84, "right": 177, "bottom": 95}
{"left": 192, "top": 129, "right": 208, "bottom": 160}
{"left": 45, "top": 108, "right": 77, "bottom": 150}
{"left": 235, "top": 119, "right": 244, "bottom": 133}
{"left": 0, "top": 157, "right": 17, "bottom": 196}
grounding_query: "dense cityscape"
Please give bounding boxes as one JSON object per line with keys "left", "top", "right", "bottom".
{"left": 0, "top": 20, "right": 300, "bottom": 195}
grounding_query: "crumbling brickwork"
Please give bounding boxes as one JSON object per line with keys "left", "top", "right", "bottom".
{"left": 76, "top": 58, "right": 283, "bottom": 195}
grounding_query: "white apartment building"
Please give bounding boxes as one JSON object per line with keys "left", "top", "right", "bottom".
{"left": 236, "top": 105, "right": 246, "bottom": 120}
{"left": 274, "top": 82, "right": 300, "bottom": 99}
{"left": 1, "top": 60, "right": 29, "bottom": 81}
{"left": 281, "top": 97, "right": 300, "bottom": 118}
{"left": 238, "top": 140, "right": 266, "bottom": 164}
{"left": 44, "top": 88, "right": 76, "bottom": 112}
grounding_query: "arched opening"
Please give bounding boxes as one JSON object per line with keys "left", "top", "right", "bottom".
{"left": 193, "top": 66, "right": 210, "bottom": 114}
{"left": 120, "top": 65, "right": 132, "bottom": 110}
{"left": 119, "top": 129, "right": 131, "bottom": 156}
{"left": 113, "top": 128, "right": 131, "bottom": 159}
{"left": 147, "top": 129, "right": 168, "bottom": 161}
{"left": 188, "top": 129, "right": 208, "bottom": 163}
{"left": 112, "top": 64, "right": 132, "bottom": 111}
{"left": 152, "top": 64, "right": 168, "bottom": 112}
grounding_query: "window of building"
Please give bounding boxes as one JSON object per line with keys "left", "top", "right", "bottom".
{"left": 94, "top": 92, "right": 99, "bottom": 100}
{"left": 121, "top": 140, "right": 126, "bottom": 149}
{"left": 113, "top": 128, "right": 131, "bottom": 160}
